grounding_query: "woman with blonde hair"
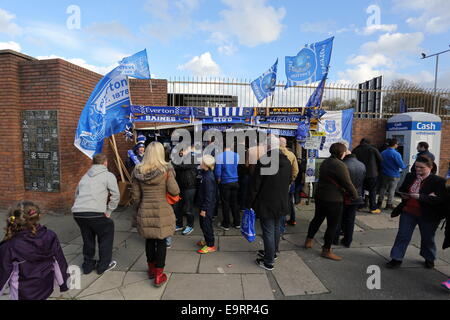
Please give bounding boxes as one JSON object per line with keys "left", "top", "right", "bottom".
{"left": 132, "top": 141, "right": 180, "bottom": 287}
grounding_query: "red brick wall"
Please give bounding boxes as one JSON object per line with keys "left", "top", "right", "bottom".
{"left": 351, "top": 118, "right": 387, "bottom": 150}
{"left": 440, "top": 121, "right": 450, "bottom": 178}
{"left": 0, "top": 52, "right": 31, "bottom": 209}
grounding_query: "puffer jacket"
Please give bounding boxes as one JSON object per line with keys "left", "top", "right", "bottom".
{"left": 131, "top": 164, "right": 180, "bottom": 240}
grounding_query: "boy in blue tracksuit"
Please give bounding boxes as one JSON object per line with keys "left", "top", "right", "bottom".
{"left": 377, "top": 138, "right": 407, "bottom": 210}
{"left": 196, "top": 155, "right": 218, "bottom": 254}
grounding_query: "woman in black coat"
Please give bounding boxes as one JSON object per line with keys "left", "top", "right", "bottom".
{"left": 386, "top": 155, "right": 447, "bottom": 269}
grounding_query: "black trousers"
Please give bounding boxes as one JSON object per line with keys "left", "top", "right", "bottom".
{"left": 175, "top": 188, "right": 196, "bottom": 227}
{"left": 307, "top": 201, "right": 343, "bottom": 249}
{"left": 363, "top": 177, "right": 378, "bottom": 210}
{"left": 199, "top": 209, "right": 215, "bottom": 247}
{"left": 145, "top": 239, "right": 167, "bottom": 268}
{"left": 74, "top": 216, "right": 115, "bottom": 272}
{"left": 220, "top": 182, "right": 240, "bottom": 228}
{"left": 334, "top": 204, "right": 357, "bottom": 247}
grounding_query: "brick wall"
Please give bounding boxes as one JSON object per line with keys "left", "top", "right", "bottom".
{"left": 440, "top": 120, "right": 450, "bottom": 177}
{"left": 0, "top": 52, "right": 32, "bottom": 209}
{"left": 351, "top": 118, "right": 387, "bottom": 150}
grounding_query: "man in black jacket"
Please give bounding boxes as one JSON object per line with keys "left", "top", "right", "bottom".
{"left": 246, "top": 138, "right": 292, "bottom": 271}
{"left": 173, "top": 147, "right": 198, "bottom": 235}
{"left": 353, "top": 138, "right": 382, "bottom": 214}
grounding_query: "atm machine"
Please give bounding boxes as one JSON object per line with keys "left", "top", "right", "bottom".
{"left": 386, "top": 112, "right": 442, "bottom": 172}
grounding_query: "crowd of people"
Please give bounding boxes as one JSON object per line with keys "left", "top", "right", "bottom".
{"left": 0, "top": 134, "right": 449, "bottom": 299}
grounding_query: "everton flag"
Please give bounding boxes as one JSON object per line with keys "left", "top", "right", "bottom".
{"left": 251, "top": 59, "right": 278, "bottom": 104}
{"left": 74, "top": 50, "right": 151, "bottom": 158}
{"left": 285, "top": 37, "right": 334, "bottom": 88}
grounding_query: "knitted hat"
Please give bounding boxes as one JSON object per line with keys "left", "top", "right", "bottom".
{"left": 137, "top": 134, "right": 146, "bottom": 144}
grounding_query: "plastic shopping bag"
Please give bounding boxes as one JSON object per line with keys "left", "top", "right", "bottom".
{"left": 241, "top": 208, "right": 256, "bottom": 243}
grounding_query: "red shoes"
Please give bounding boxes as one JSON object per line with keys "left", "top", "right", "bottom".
{"left": 147, "top": 263, "right": 168, "bottom": 287}
{"left": 154, "top": 268, "right": 168, "bottom": 287}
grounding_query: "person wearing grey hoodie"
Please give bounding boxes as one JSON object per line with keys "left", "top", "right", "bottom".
{"left": 72, "top": 153, "right": 120, "bottom": 275}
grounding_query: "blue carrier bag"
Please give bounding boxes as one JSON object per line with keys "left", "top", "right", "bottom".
{"left": 241, "top": 208, "right": 256, "bottom": 243}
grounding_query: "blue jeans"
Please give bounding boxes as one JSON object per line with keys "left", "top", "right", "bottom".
{"left": 260, "top": 217, "right": 281, "bottom": 266}
{"left": 390, "top": 212, "right": 440, "bottom": 262}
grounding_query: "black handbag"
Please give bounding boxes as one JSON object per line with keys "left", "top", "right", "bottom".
{"left": 391, "top": 202, "right": 405, "bottom": 218}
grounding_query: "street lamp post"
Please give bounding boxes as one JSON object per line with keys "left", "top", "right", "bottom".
{"left": 421, "top": 45, "right": 450, "bottom": 115}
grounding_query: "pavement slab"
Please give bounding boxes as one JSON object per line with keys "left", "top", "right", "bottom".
{"left": 170, "top": 235, "right": 219, "bottom": 251}
{"left": 199, "top": 252, "right": 265, "bottom": 274}
{"left": 77, "top": 271, "right": 126, "bottom": 298}
{"left": 79, "top": 288, "right": 125, "bottom": 300}
{"left": 130, "top": 251, "right": 201, "bottom": 273}
{"left": 369, "top": 245, "right": 449, "bottom": 268}
{"left": 119, "top": 274, "right": 172, "bottom": 300}
{"left": 295, "top": 247, "right": 450, "bottom": 300}
{"left": 162, "top": 274, "right": 244, "bottom": 300}
{"left": 272, "top": 250, "right": 329, "bottom": 296}
{"left": 242, "top": 274, "right": 275, "bottom": 300}
{"left": 51, "top": 271, "right": 102, "bottom": 299}
{"left": 356, "top": 214, "right": 400, "bottom": 230}
{"left": 435, "top": 265, "right": 450, "bottom": 277}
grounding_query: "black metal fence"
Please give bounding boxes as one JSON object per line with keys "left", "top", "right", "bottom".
{"left": 166, "top": 77, "right": 450, "bottom": 119}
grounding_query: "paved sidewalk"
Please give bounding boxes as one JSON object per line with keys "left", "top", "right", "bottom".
{"left": 1, "top": 202, "right": 449, "bottom": 300}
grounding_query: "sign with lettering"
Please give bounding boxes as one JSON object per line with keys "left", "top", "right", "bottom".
{"left": 256, "top": 107, "right": 303, "bottom": 116}
{"left": 22, "top": 110, "right": 60, "bottom": 192}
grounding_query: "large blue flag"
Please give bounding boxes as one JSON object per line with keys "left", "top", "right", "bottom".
{"left": 74, "top": 50, "right": 151, "bottom": 158}
{"left": 251, "top": 59, "right": 278, "bottom": 104}
{"left": 285, "top": 37, "right": 334, "bottom": 88}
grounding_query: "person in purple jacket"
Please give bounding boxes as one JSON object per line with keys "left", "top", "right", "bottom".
{"left": 0, "top": 201, "right": 69, "bottom": 300}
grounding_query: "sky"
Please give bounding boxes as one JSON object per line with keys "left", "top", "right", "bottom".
{"left": 1, "top": 0, "right": 450, "bottom": 88}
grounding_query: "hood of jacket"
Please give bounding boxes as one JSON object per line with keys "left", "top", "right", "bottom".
{"left": 87, "top": 165, "right": 108, "bottom": 178}
{"left": 134, "top": 164, "right": 173, "bottom": 185}
{"left": 12, "top": 225, "right": 57, "bottom": 262}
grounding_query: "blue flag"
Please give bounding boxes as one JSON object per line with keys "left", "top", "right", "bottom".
{"left": 285, "top": 37, "right": 334, "bottom": 88}
{"left": 251, "top": 59, "right": 278, "bottom": 104}
{"left": 74, "top": 50, "right": 151, "bottom": 158}
{"left": 306, "top": 73, "right": 327, "bottom": 107}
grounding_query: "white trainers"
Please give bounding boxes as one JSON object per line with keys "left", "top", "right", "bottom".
{"left": 97, "top": 261, "right": 117, "bottom": 275}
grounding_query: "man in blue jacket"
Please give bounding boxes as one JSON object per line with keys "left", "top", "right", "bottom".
{"left": 377, "top": 138, "right": 407, "bottom": 211}
{"left": 215, "top": 145, "right": 240, "bottom": 230}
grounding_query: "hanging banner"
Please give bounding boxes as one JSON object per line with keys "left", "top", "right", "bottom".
{"left": 130, "top": 106, "right": 192, "bottom": 116}
{"left": 134, "top": 115, "right": 191, "bottom": 123}
{"left": 254, "top": 116, "right": 303, "bottom": 124}
{"left": 318, "top": 109, "right": 354, "bottom": 158}
{"left": 199, "top": 117, "right": 251, "bottom": 124}
{"left": 305, "top": 158, "right": 317, "bottom": 183}
{"left": 256, "top": 107, "right": 303, "bottom": 116}
{"left": 193, "top": 107, "right": 255, "bottom": 118}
